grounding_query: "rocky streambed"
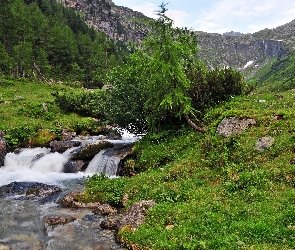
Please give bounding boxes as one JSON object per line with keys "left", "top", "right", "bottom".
{"left": 0, "top": 131, "right": 153, "bottom": 250}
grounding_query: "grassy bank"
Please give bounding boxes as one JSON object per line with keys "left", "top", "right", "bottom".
{"left": 2, "top": 77, "right": 295, "bottom": 249}
{"left": 84, "top": 89, "right": 295, "bottom": 249}
{"left": 0, "top": 78, "right": 101, "bottom": 149}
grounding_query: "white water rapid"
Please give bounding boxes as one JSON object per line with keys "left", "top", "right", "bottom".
{"left": 0, "top": 129, "right": 140, "bottom": 185}
{"left": 0, "top": 147, "right": 86, "bottom": 186}
{"left": 85, "top": 149, "right": 120, "bottom": 177}
{"left": 0, "top": 131, "right": 139, "bottom": 249}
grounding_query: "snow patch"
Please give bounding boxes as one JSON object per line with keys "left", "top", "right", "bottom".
{"left": 243, "top": 61, "right": 254, "bottom": 69}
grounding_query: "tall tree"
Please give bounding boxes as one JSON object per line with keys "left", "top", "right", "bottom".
{"left": 107, "top": 3, "right": 243, "bottom": 133}
{"left": 107, "top": 3, "right": 206, "bottom": 133}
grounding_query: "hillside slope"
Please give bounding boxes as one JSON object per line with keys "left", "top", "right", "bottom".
{"left": 60, "top": 0, "right": 294, "bottom": 80}
{"left": 84, "top": 86, "right": 295, "bottom": 249}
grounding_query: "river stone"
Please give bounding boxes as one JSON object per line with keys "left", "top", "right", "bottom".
{"left": 0, "top": 182, "right": 61, "bottom": 203}
{"left": 49, "top": 140, "right": 81, "bottom": 153}
{"left": 63, "top": 160, "right": 86, "bottom": 173}
{"left": 0, "top": 130, "right": 7, "bottom": 167}
{"left": 100, "top": 217, "right": 121, "bottom": 231}
{"left": 100, "top": 200, "right": 156, "bottom": 233}
{"left": 255, "top": 137, "right": 275, "bottom": 151}
{"left": 61, "top": 191, "right": 100, "bottom": 208}
{"left": 216, "top": 117, "right": 256, "bottom": 137}
{"left": 70, "top": 141, "right": 113, "bottom": 160}
{"left": 44, "top": 215, "right": 76, "bottom": 228}
{"left": 93, "top": 204, "right": 117, "bottom": 216}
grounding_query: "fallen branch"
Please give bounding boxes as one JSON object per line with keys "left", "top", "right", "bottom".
{"left": 184, "top": 114, "right": 206, "bottom": 133}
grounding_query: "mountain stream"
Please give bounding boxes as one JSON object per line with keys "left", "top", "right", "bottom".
{"left": 0, "top": 132, "right": 138, "bottom": 249}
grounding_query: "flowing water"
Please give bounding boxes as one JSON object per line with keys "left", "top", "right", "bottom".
{"left": 0, "top": 132, "right": 139, "bottom": 250}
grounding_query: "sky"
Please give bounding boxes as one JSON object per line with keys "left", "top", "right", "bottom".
{"left": 112, "top": 0, "right": 295, "bottom": 34}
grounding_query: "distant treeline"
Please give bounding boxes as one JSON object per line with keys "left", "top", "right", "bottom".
{"left": 0, "top": 0, "right": 128, "bottom": 86}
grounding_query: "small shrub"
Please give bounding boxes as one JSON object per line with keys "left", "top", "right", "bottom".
{"left": 30, "top": 129, "right": 57, "bottom": 147}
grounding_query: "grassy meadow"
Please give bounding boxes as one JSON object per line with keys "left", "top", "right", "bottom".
{"left": 85, "top": 88, "right": 295, "bottom": 249}
{"left": 2, "top": 77, "right": 295, "bottom": 249}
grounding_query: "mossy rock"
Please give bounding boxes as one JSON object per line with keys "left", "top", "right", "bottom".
{"left": 71, "top": 141, "right": 113, "bottom": 160}
{"left": 30, "top": 129, "right": 57, "bottom": 147}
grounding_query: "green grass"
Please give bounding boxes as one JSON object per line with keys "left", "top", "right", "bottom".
{"left": 0, "top": 77, "right": 101, "bottom": 149}
{"left": 3, "top": 76, "right": 295, "bottom": 249}
{"left": 85, "top": 87, "right": 295, "bottom": 249}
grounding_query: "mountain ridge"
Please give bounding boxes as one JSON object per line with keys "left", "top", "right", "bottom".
{"left": 61, "top": 0, "right": 294, "bottom": 79}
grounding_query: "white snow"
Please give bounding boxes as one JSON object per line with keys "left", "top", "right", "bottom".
{"left": 243, "top": 60, "right": 254, "bottom": 69}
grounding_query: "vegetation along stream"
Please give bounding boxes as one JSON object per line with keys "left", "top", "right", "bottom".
{"left": 0, "top": 133, "right": 138, "bottom": 249}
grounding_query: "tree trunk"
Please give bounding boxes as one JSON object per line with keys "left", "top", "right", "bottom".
{"left": 184, "top": 114, "right": 205, "bottom": 133}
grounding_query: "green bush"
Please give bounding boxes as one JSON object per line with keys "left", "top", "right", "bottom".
{"left": 53, "top": 89, "right": 108, "bottom": 118}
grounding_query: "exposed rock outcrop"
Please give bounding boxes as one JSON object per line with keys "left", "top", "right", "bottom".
{"left": 49, "top": 140, "right": 81, "bottom": 153}
{"left": 61, "top": 191, "right": 100, "bottom": 208}
{"left": 0, "top": 182, "right": 61, "bottom": 203}
{"left": 59, "top": 0, "right": 292, "bottom": 79}
{"left": 100, "top": 200, "right": 156, "bottom": 232}
{"left": 255, "top": 137, "right": 275, "bottom": 151}
{"left": 216, "top": 117, "right": 256, "bottom": 137}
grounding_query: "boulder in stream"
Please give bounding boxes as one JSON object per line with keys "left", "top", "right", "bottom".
{"left": 0, "top": 182, "right": 61, "bottom": 203}
{"left": 44, "top": 215, "right": 77, "bottom": 228}
{"left": 61, "top": 191, "right": 100, "bottom": 208}
{"left": 70, "top": 141, "right": 113, "bottom": 160}
{"left": 49, "top": 140, "right": 81, "bottom": 153}
{"left": 63, "top": 160, "right": 87, "bottom": 173}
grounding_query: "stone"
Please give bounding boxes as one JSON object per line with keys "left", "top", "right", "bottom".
{"left": 0, "top": 182, "right": 61, "bottom": 203}
{"left": 255, "top": 137, "right": 275, "bottom": 151}
{"left": 100, "top": 217, "right": 121, "bottom": 231}
{"left": 44, "top": 215, "right": 76, "bottom": 227}
{"left": 63, "top": 160, "right": 86, "bottom": 173}
{"left": 49, "top": 140, "right": 81, "bottom": 153}
{"left": 216, "top": 117, "right": 256, "bottom": 137}
{"left": 61, "top": 191, "right": 100, "bottom": 208}
{"left": 70, "top": 141, "right": 113, "bottom": 160}
{"left": 61, "top": 129, "right": 75, "bottom": 141}
{"left": 0, "top": 130, "right": 7, "bottom": 167}
{"left": 100, "top": 200, "right": 156, "bottom": 233}
{"left": 0, "top": 245, "right": 10, "bottom": 250}
{"left": 93, "top": 204, "right": 117, "bottom": 216}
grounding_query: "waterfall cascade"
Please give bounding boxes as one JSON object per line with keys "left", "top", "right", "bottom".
{"left": 0, "top": 132, "right": 137, "bottom": 249}
{"left": 0, "top": 130, "right": 139, "bottom": 185}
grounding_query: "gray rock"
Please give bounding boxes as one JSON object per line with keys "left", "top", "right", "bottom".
{"left": 0, "top": 130, "right": 6, "bottom": 167}
{"left": 70, "top": 141, "right": 113, "bottom": 160}
{"left": 100, "top": 200, "right": 156, "bottom": 232}
{"left": 49, "top": 140, "right": 81, "bottom": 153}
{"left": 216, "top": 117, "right": 256, "bottom": 137}
{"left": 63, "top": 160, "right": 86, "bottom": 173}
{"left": 255, "top": 137, "right": 275, "bottom": 151}
{"left": 61, "top": 191, "right": 100, "bottom": 208}
{"left": 0, "top": 182, "right": 61, "bottom": 203}
{"left": 93, "top": 204, "right": 117, "bottom": 216}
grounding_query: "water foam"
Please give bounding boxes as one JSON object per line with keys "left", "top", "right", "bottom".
{"left": 0, "top": 147, "right": 86, "bottom": 186}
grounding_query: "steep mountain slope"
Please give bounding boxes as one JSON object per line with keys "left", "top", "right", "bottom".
{"left": 61, "top": 0, "right": 294, "bottom": 80}
{"left": 58, "top": 0, "right": 150, "bottom": 44}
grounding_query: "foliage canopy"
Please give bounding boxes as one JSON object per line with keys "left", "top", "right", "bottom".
{"left": 106, "top": 3, "right": 244, "bottom": 133}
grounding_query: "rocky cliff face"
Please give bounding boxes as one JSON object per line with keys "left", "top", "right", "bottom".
{"left": 60, "top": 0, "right": 293, "bottom": 77}
{"left": 196, "top": 31, "right": 288, "bottom": 77}
{"left": 59, "top": 0, "right": 150, "bottom": 43}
